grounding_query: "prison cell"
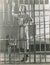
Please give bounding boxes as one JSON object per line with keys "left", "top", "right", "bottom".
{"left": 0, "top": 0, "right": 50, "bottom": 64}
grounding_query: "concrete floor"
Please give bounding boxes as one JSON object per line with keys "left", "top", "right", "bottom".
{"left": 0, "top": 52, "right": 50, "bottom": 65}
{"left": 0, "top": 63, "right": 50, "bottom": 65}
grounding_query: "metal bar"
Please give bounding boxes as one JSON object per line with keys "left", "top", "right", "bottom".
{"left": 33, "top": 0, "right": 36, "bottom": 63}
{"left": 22, "top": 6, "right": 26, "bottom": 62}
{"left": 19, "top": 26, "right": 20, "bottom": 63}
{"left": 28, "top": 0, "right": 31, "bottom": 63}
{"left": 1, "top": 8, "right": 49, "bottom": 13}
{"left": 49, "top": 0, "right": 50, "bottom": 58}
{"left": 4, "top": 0, "right": 6, "bottom": 63}
{"left": 14, "top": 39, "right": 16, "bottom": 63}
{"left": 8, "top": 0, "right": 12, "bottom": 22}
{"left": 8, "top": 0, "right": 13, "bottom": 63}
{"left": 23, "top": 25, "right": 25, "bottom": 63}
{"left": 39, "top": 0, "right": 41, "bottom": 63}
{"left": 29, "top": 20, "right": 31, "bottom": 63}
{"left": 31, "top": 2, "right": 34, "bottom": 63}
{"left": 43, "top": 0, "right": 46, "bottom": 63}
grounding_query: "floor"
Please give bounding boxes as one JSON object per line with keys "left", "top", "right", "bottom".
{"left": 0, "top": 63, "right": 50, "bottom": 65}
{"left": 0, "top": 52, "right": 50, "bottom": 65}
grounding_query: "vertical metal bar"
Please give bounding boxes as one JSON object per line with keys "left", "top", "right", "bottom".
{"left": 23, "top": 25, "right": 25, "bottom": 63}
{"left": 33, "top": 0, "right": 36, "bottom": 63}
{"left": 4, "top": 0, "right": 5, "bottom": 63}
{"left": 3, "top": 0, "right": 4, "bottom": 22}
{"left": 14, "top": 39, "right": 16, "bottom": 63}
{"left": 4, "top": 0, "right": 8, "bottom": 63}
{"left": 19, "top": 26, "right": 20, "bottom": 63}
{"left": 29, "top": 19, "right": 31, "bottom": 63}
{"left": 9, "top": 39, "right": 11, "bottom": 63}
{"left": 28, "top": 0, "right": 31, "bottom": 63}
{"left": 31, "top": 0, "right": 34, "bottom": 63}
{"left": 8, "top": 0, "right": 12, "bottom": 22}
{"left": 16, "top": 0, "right": 20, "bottom": 63}
{"left": 28, "top": 24, "right": 30, "bottom": 63}
{"left": 43, "top": 0, "right": 46, "bottom": 63}
{"left": 8, "top": 0, "right": 12, "bottom": 63}
{"left": 39, "top": 0, "right": 41, "bottom": 63}
{"left": 12, "top": 0, "right": 15, "bottom": 63}
{"left": 22, "top": 6, "right": 25, "bottom": 62}
{"left": 49, "top": 0, "right": 50, "bottom": 53}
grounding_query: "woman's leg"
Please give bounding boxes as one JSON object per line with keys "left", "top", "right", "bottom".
{"left": 21, "top": 26, "right": 29, "bottom": 62}
{"left": 25, "top": 26, "right": 29, "bottom": 51}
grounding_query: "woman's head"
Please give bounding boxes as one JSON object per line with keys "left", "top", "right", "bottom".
{"left": 20, "top": 5, "right": 27, "bottom": 15}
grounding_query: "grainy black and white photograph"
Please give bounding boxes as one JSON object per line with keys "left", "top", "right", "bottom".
{"left": 0, "top": 0, "right": 50, "bottom": 65}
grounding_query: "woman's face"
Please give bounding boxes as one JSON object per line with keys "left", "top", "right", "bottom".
{"left": 19, "top": 5, "right": 26, "bottom": 15}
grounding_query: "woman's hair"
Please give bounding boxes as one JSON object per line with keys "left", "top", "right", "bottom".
{"left": 20, "top": 5, "right": 26, "bottom": 14}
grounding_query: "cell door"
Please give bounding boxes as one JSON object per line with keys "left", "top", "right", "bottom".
{"left": 0, "top": 0, "right": 50, "bottom": 64}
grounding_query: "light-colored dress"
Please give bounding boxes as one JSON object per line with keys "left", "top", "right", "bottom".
{"left": 23, "top": 14, "right": 32, "bottom": 50}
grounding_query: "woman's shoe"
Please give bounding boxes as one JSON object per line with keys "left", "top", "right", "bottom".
{"left": 21, "top": 54, "right": 28, "bottom": 62}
